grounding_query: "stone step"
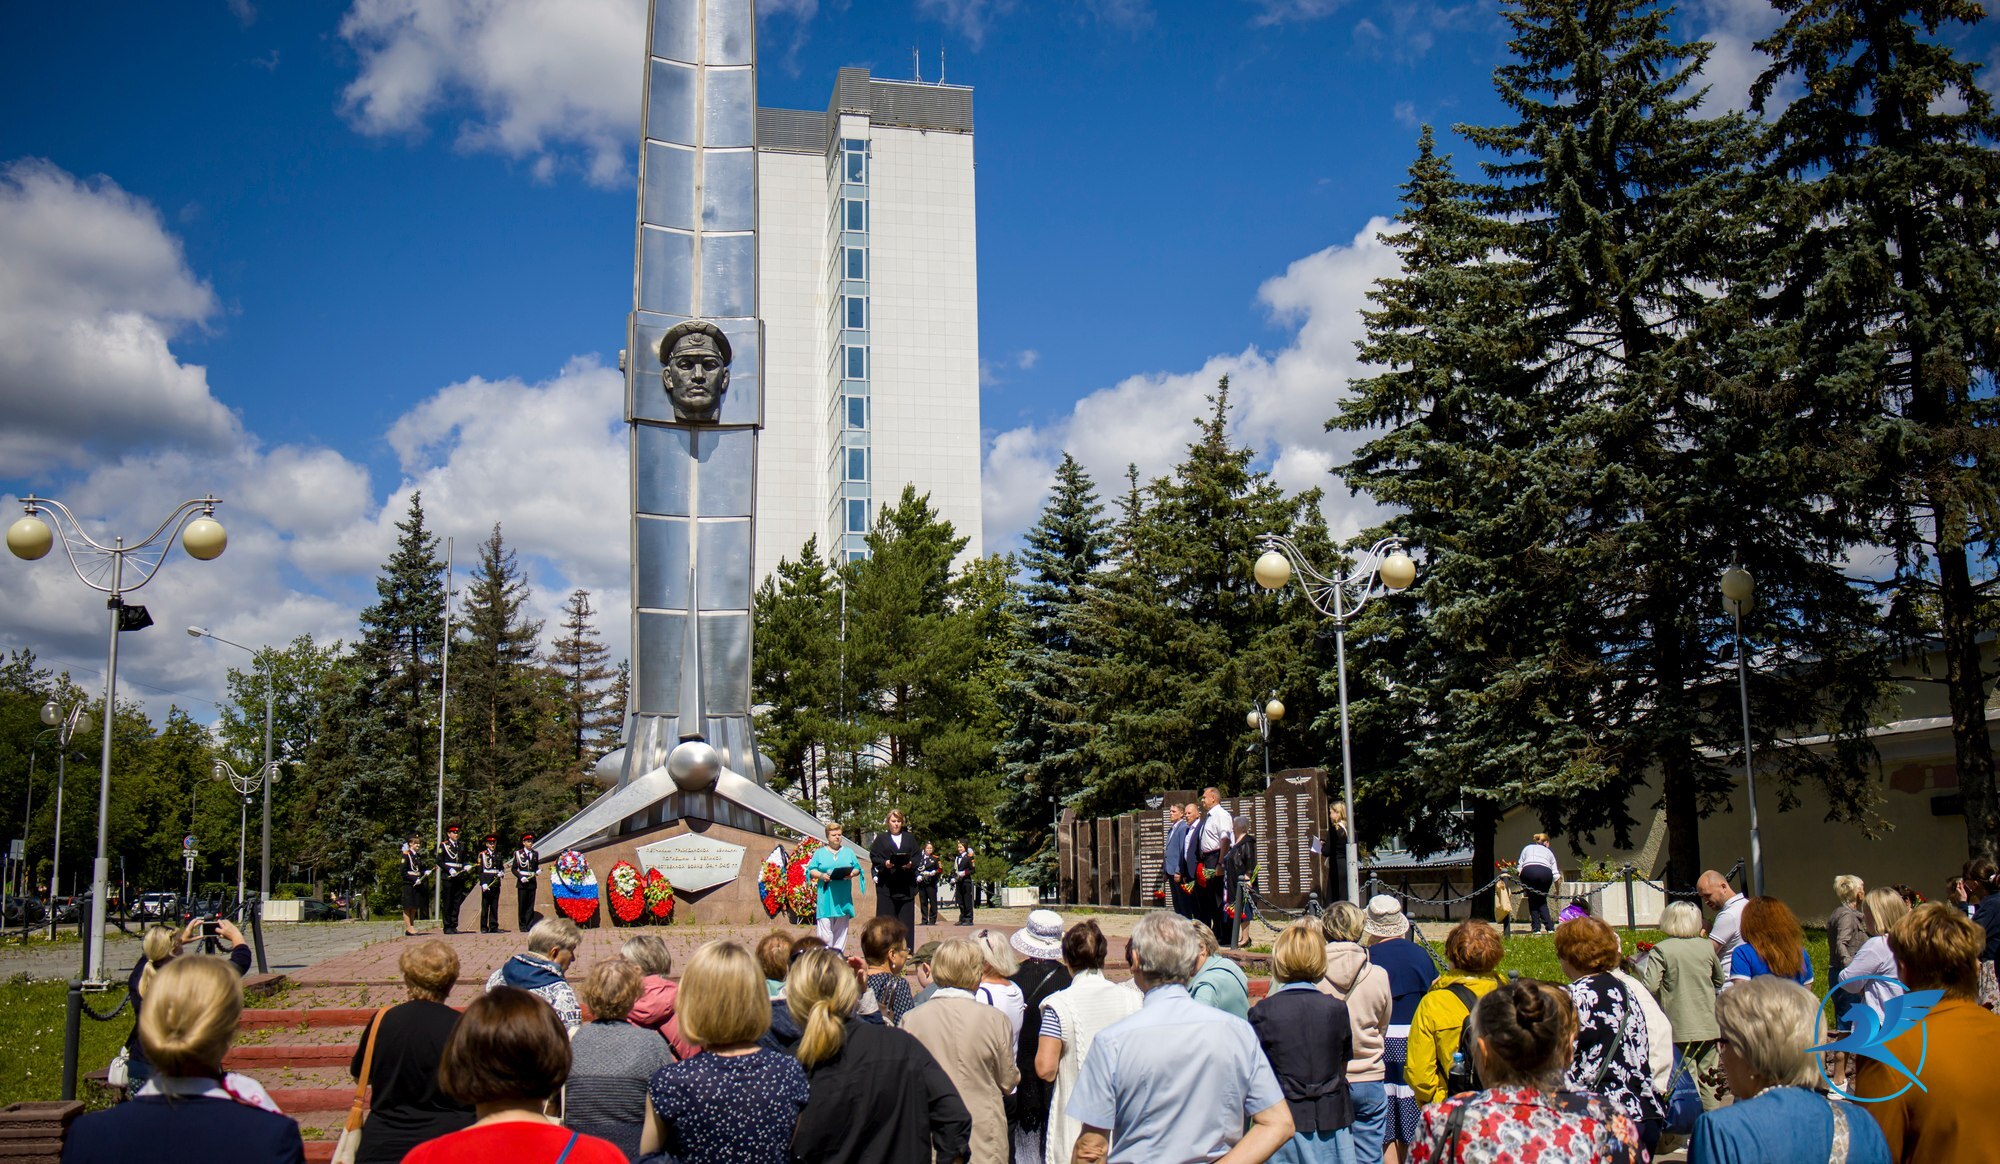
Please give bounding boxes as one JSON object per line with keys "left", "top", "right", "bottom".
{"left": 239, "top": 1007, "right": 378, "bottom": 1031}
{"left": 225, "top": 1044, "right": 355, "bottom": 1068}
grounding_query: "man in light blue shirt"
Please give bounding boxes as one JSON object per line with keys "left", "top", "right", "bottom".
{"left": 1067, "top": 911, "right": 1293, "bottom": 1164}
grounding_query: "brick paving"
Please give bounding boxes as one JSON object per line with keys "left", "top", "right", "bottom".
{"left": 0, "top": 919, "right": 410, "bottom": 982}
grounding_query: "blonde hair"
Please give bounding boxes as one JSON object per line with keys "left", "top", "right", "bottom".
{"left": 1863, "top": 886, "right": 1910, "bottom": 937}
{"left": 1834, "top": 874, "right": 1864, "bottom": 906}
{"left": 621, "top": 934, "right": 673, "bottom": 977}
{"left": 930, "top": 938, "right": 987, "bottom": 991}
{"left": 678, "top": 941, "right": 771, "bottom": 1047}
{"left": 1273, "top": 921, "right": 1327, "bottom": 984}
{"left": 400, "top": 940, "right": 460, "bottom": 1002}
{"left": 138, "top": 925, "right": 179, "bottom": 998}
{"left": 973, "top": 928, "right": 1019, "bottom": 977}
{"left": 1660, "top": 900, "right": 1704, "bottom": 940}
{"left": 577, "top": 959, "right": 644, "bottom": 1021}
{"left": 787, "top": 948, "right": 859, "bottom": 1069}
{"left": 138, "top": 955, "right": 242, "bottom": 1077}
{"left": 1190, "top": 921, "right": 1220, "bottom": 956}
{"left": 1715, "top": 977, "right": 1824, "bottom": 1088}
{"left": 1320, "top": 900, "right": 1364, "bottom": 944}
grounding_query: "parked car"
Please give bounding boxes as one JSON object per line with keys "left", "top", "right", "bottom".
{"left": 135, "top": 891, "right": 179, "bottom": 919}
{"left": 48, "top": 895, "right": 83, "bottom": 923}
{"left": 299, "top": 898, "right": 349, "bottom": 922}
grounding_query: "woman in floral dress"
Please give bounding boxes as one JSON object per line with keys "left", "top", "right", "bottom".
{"left": 1556, "top": 918, "right": 1664, "bottom": 1154}
{"left": 1410, "top": 979, "right": 1640, "bottom": 1164}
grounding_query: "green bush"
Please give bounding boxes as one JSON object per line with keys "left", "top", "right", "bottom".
{"left": 272, "top": 883, "right": 312, "bottom": 901}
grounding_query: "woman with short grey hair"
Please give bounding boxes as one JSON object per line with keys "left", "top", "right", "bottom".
{"left": 1686, "top": 977, "right": 1890, "bottom": 1163}
{"left": 485, "top": 915, "right": 582, "bottom": 1028}
{"left": 1128, "top": 910, "right": 1201, "bottom": 984}
{"left": 1638, "top": 899, "right": 1728, "bottom": 1110}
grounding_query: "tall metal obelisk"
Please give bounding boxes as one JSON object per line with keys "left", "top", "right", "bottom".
{"left": 536, "top": 0, "right": 823, "bottom": 854}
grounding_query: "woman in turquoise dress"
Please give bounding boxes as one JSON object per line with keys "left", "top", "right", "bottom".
{"left": 806, "top": 823, "right": 869, "bottom": 954}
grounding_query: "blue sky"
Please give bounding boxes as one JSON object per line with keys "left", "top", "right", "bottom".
{"left": 1, "top": 0, "right": 1989, "bottom": 717}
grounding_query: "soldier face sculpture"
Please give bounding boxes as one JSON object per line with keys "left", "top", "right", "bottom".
{"left": 660, "top": 322, "right": 732, "bottom": 423}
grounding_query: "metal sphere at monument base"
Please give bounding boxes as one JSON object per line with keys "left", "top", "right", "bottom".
{"left": 7, "top": 515, "right": 52, "bottom": 560}
{"left": 182, "top": 516, "right": 227, "bottom": 561}
{"left": 666, "top": 739, "right": 722, "bottom": 792}
{"left": 1253, "top": 549, "right": 1292, "bottom": 590}
{"left": 1379, "top": 549, "right": 1417, "bottom": 591}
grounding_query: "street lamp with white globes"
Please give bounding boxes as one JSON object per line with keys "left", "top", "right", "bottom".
{"left": 1252, "top": 533, "right": 1416, "bottom": 904}
{"left": 6, "top": 493, "right": 225, "bottom": 984}
{"left": 37, "top": 700, "right": 94, "bottom": 938}
{"left": 1721, "top": 565, "right": 1764, "bottom": 898}
{"left": 187, "top": 625, "right": 278, "bottom": 952}
{"left": 1247, "top": 694, "right": 1286, "bottom": 784}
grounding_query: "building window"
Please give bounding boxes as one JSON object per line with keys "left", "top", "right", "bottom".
{"left": 844, "top": 198, "right": 866, "bottom": 232}
{"left": 842, "top": 139, "right": 867, "bottom": 184}
{"left": 844, "top": 246, "right": 866, "bottom": 281}
{"left": 845, "top": 346, "right": 866, "bottom": 379}
{"left": 847, "top": 499, "right": 868, "bottom": 533}
{"left": 845, "top": 396, "right": 866, "bottom": 429}
{"left": 845, "top": 296, "right": 866, "bottom": 330}
{"left": 847, "top": 448, "right": 867, "bottom": 481}
{"left": 849, "top": 550, "right": 868, "bottom": 564}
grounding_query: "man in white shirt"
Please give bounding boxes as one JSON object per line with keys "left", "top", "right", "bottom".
{"left": 1195, "top": 787, "right": 1233, "bottom": 933}
{"left": 1699, "top": 869, "right": 1748, "bottom": 965}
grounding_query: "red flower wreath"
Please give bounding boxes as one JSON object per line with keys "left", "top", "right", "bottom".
{"left": 785, "top": 837, "right": 823, "bottom": 920}
{"left": 757, "top": 846, "right": 788, "bottom": 918}
{"left": 644, "top": 868, "right": 674, "bottom": 922}
{"left": 607, "top": 861, "right": 645, "bottom": 924}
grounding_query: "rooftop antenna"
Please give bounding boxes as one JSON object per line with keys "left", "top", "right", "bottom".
{"left": 913, "top": 43, "right": 922, "bottom": 83}
{"left": 939, "top": 46, "right": 946, "bottom": 84}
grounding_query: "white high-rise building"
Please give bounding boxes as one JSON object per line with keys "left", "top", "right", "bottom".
{"left": 754, "top": 68, "right": 982, "bottom": 581}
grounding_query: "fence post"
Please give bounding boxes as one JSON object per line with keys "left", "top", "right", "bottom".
{"left": 1622, "top": 865, "right": 1637, "bottom": 936}
{"left": 61, "top": 979, "right": 82, "bottom": 1101}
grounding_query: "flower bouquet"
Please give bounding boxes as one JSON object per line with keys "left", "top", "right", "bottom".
{"left": 607, "top": 861, "right": 645, "bottom": 924}
{"left": 644, "top": 868, "right": 674, "bottom": 923}
{"left": 757, "top": 845, "right": 788, "bottom": 919}
{"left": 551, "top": 850, "right": 599, "bottom": 926}
{"left": 785, "top": 837, "right": 823, "bottom": 923}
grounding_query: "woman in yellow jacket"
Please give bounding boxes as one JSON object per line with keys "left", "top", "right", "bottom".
{"left": 1404, "top": 919, "right": 1507, "bottom": 1105}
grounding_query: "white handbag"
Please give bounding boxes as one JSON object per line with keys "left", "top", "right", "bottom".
{"left": 332, "top": 1008, "right": 389, "bottom": 1164}
{"left": 105, "top": 1048, "right": 129, "bottom": 1090}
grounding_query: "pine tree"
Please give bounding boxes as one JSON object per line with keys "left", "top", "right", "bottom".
{"left": 996, "top": 454, "right": 1110, "bottom": 882}
{"left": 1752, "top": 0, "right": 2000, "bottom": 859}
{"left": 451, "top": 524, "right": 561, "bottom": 838}
{"left": 549, "top": 589, "right": 618, "bottom": 804}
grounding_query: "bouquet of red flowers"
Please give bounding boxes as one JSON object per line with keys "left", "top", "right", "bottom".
{"left": 757, "top": 845, "right": 787, "bottom": 918}
{"left": 785, "top": 837, "right": 823, "bottom": 921}
{"left": 607, "top": 860, "right": 645, "bottom": 924}
{"left": 644, "top": 868, "right": 674, "bottom": 922}
{"left": 1194, "top": 863, "right": 1211, "bottom": 887}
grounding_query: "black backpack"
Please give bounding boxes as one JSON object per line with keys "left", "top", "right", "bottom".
{"left": 1441, "top": 983, "right": 1482, "bottom": 1094}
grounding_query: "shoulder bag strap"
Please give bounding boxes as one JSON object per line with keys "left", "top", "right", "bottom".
{"left": 553, "top": 1130, "right": 581, "bottom": 1164}
{"left": 1590, "top": 979, "right": 1636, "bottom": 1092}
{"left": 346, "top": 1007, "right": 390, "bottom": 1128}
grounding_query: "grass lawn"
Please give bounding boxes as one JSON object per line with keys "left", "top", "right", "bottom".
{"left": 0, "top": 975, "right": 132, "bottom": 1109}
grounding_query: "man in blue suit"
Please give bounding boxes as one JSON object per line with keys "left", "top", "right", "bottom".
{"left": 1164, "top": 803, "right": 1193, "bottom": 917}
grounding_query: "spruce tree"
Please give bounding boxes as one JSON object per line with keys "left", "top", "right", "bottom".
{"left": 996, "top": 454, "right": 1110, "bottom": 880}
{"left": 1752, "top": 0, "right": 2000, "bottom": 859}
{"left": 549, "top": 588, "right": 618, "bottom": 804}
{"left": 451, "top": 523, "right": 560, "bottom": 837}
{"left": 753, "top": 536, "right": 842, "bottom": 804}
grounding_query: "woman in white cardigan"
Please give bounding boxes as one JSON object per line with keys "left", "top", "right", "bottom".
{"left": 1034, "top": 920, "right": 1142, "bottom": 1164}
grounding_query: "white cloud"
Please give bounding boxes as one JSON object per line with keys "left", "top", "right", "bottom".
{"left": 337, "top": 0, "right": 646, "bottom": 187}
{"left": 1686, "top": 0, "right": 1790, "bottom": 113}
{"left": 917, "top": 0, "right": 1017, "bottom": 48}
{"left": 1249, "top": 0, "right": 1350, "bottom": 27}
{"left": 981, "top": 217, "right": 1403, "bottom": 550}
{"left": 0, "top": 160, "right": 241, "bottom": 474}
{"left": 0, "top": 160, "right": 635, "bottom": 720}
{"left": 1015, "top": 349, "right": 1039, "bottom": 370}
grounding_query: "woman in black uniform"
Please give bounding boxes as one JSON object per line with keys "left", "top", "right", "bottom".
{"left": 400, "top": 833, "right": 429, "bottom": 935}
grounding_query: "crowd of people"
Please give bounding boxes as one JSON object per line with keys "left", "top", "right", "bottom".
{"left": 56, "top": 856, "right": 2000, "bottom": 1164}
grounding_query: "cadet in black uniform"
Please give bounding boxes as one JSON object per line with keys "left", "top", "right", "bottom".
{"left": 916, "top": 841, "right": 942, "bottom": 926}
{"left": 477, "top": 834, "right": 505, "bottom": 933}
{"left": 438, "top": 824, "right": 469, "bottom": 935}
{"left": 399, "top": 833, "right": 429, "bottom": 936}
{"left": 953, "top": 840, "right": 976, "bottom": 926}
{"left": 510, "top": 833, "right": 539, "bottom": 931}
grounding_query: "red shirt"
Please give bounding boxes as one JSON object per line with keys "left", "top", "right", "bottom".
{"left": 402, "top": 1121, "right": 625, "bottom": 1164}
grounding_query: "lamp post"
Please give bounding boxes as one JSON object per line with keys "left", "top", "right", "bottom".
{"left": 38, "top": 701, "right": 95, "bottom": 937}
{"left": 1246, "top": 693, "right": 1285, "bottom": 785}
{"left": 7, "top": 493, "right": 225, "bottom": 982}
{"left": 186, "top": 627, "right": 275, "bottom": 914}
{"left": 1252, "top": 534, "right": 1416, "bottom": 905}
{"left": 210, "top": 759, "right": 275, "bottom": 906}
{"left": 1721, "top": 566, "right": 1764, "bottom": 898}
